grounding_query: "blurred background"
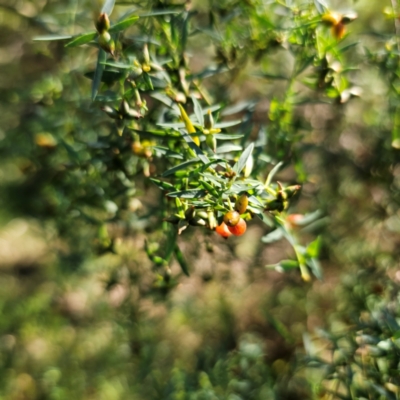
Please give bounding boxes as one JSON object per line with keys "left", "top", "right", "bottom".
{"left": 0, "top": 0, "right": 400, "bottom": 399}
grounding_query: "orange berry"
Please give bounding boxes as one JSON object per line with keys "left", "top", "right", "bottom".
{"left": 286, "top": 214, "right": 304, "bottom": 228}
{"left": 215, "top": 222, "right": 232, "bottom": 238}
{"left": 332, "top": 22, "right": 345, "bottom": 39}
{"left": 227, "top": 218, "right": 247, "bottom": 236}
{"left": 223, "top": 210, "right": 240, "bottom": 227}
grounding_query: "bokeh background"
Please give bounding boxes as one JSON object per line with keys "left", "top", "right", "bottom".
{"left": 1, "top": 0, "right": 400, "bottom": 399}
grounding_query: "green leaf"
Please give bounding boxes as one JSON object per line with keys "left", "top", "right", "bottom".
{"left": 265, "top": 161, "right": 283, "bottom": 188}
{"left": 339, "top": 42, "right": 360, "bottom": 53}
{"left": 295, "top": 56, "right": 315, "bottom": 77}
{"left": 138, "top": 10, "right": 181, "bottom": 17}
{"left": 307, "top": 257, "right": 323, "bottom": 280}
{"left": 100, "top": 61, "right": 133, "bottom": 69}
{"left": 178, "top": 129, "right": 210, "bottom": 165}
{"left": 158, "top": 122, "right": 185, "bottom": 129}
{"left": 143, "top": 73, "right": 154, "bottom": 90}
{"left": 84, "top": 69, "right": 122, "bottom": 85}
{"left": 167, "top": 189, "right": 207, "bottom": 198}
{"left": 213, "top": 134, "right": 244, "bottom": 140}
{"left": 65, "top": 32, "right": 97, "bottom": 48}
{"left": 153, "top": 146, "right": 184, "bottom": 159}
{"left": 314, "top": 0, "right": 328, "bottom": 14}
{"left": 232, "top": 142, "right": 254, "bottom": 175}
{"left": 109, "top": 16, "right": 139, "bottom": 33}
{"left": 34, "top": 35, "right": 72, "bottom": 41}
{"left": 149, "top": 178, "right": 175, "bottom": 191}
{"left": 253, "top": 73, "right": 289, "bottom": 80}
{"left": 261, "top": 229, "right": 284, "bottom": 244}
{"left": 214, "top": 120, "right": 241, "bottom": 129}
{"left": 174, "top": 245, "right": 190, "bottom": 276}
{"left": 130, "top": 128, "right": 180, "bottom": 139}
{"left": 92, "top": 49, "right": 107, "bottom": 101}
{"left": 248, "top": 195, "right": 264, "bottom": 207}
{"left": 102, "top": 0, "right": 116, "bottom": 15}
{"left": 162, "top": 159, "right": 200, "bottom": 177}
{"left": 216, "top": 144, "right": 242, "bottom": 154}
{"left": 191, "top": 95, "right": 204, "bottom": 126}
{"left": 266, "top": 259, "right": 299, "bottom": 271}
{"left": 306, "top": 236, "right": 321, "bottom": 258}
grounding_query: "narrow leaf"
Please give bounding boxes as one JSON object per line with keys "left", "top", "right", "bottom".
{"left": 253, "top": 73, "right": 289, "bottom": 80}
{"left": 167, "top": 189, "right": 207, "bottom": 198}
{"left": 92, "top": 49, "right": 107, "bottom": 101}
{"left": 149, "top": 178, "right": 175, "bottom": 191}
{"left": 130, "top": 128, "right": 180, "bottom": 139}
{"left": 265, "top": 161, "right": 283, "bottom": 187}
{"left": 216, "top": 144, "right": 242, "bottom": 153}
{"left": 34, "top": 34, "right": 72, "bottom": 41}
{"left": 307, "top": 258, "right": 323, "bottom": 280}
{"left": 191, "top": 95, "right": 204, "bottom": 126}
{"left": 232, "top": 142, "right": 254, "bottom": 175}
{"left": 261, "top": 229, "right": 284, "bottom": 243}
{"left": 138, "top": 10, "right": 180, "bottom": 17}
{"left": 179, "top": 129, "right": 210, "bottom": 165}
{"left": 213, "top": 134, "right": 244, "bottom": 140}
{"left": 214, "top": 120, "right": 241, "bottom": 129}
{"left": 257, "top": 213, "right": 274, "bottom": 227}
{"left": 174, "top": 245, "right": 190, "bottom": 276}
{"left": 109, "top": 16, "right": 139, "bottom": 33}
{"left": 101, "top": 0, "right": 115, "bottom": 15}
{"left": 65, "top": 32, "right": 97, "bottom": 48}
{"left": 162, "top": 159, "right": 199, "bottom": 177}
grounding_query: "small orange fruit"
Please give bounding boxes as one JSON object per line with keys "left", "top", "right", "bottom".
{"left": 223, "top": 210, "right": 240, "bottom": 227}
{"left": 215, "top": 222, "right": 232, "bottom": 238}
{"left": 227, "top": 218, "right": 247, "bottom": 236}
{"left": 286, "top": 214, "right": 304, "bottom": 228}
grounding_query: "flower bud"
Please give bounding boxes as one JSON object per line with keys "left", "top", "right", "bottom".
{"left": 204, "top": 109, "right": 214, "bottom": 130}
{"left": 185, "top": 206, "right": 196, "bottom": 221}
{"left": 207, "top": 210, "right": 217, "bottom": 230}
{"left": 120, "top": 100, "right": 142, "bottom": 119}
{"left": 96, "top": 13, "right": 110, "bottom": 33}
{"left": 98, "top": 31, "right": 115, "bottom": 55}
{"left": 206, "top": 134, "right": 217, "bottom": 153}
{"left": 101, "top": 105, "right": 121, "bottom": 119}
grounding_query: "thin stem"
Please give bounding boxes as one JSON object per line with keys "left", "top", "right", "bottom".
{"left": 391, "top": 0, "right": 400, "bottom": 52}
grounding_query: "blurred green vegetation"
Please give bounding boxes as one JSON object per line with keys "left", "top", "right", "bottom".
{"left": 1, "top": 0, "right": 400, "bottom": 399}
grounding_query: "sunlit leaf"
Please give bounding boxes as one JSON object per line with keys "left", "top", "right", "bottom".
{"left": 265, "top": 161, "right": 283, "bottom": 188}
{"left": 34, "top": 35, "right": 72, "bottom": 41}
{"left": 216, "top": 144, "right": 242, "bottom": 154}
{"left": 191, "top": 95, "right": 204, "bottom": 126}
{"left": 232, "top": 143, "right": 254, "bottom": 175}
{"left": 167, "top": 189, "right": 207, "bottom": 198}
{"left": 109, "top": 16, "right": 139, "bottom": 33}
{"left": 65, "top": 32, "right": 97, "bottom": 48}
{"left": 101, "top": 0, "right": 115, "bottom": 15}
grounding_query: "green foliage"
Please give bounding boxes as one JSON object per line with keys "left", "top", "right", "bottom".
{"left": 0, "top": 0, "right": 400, "bottom": 398}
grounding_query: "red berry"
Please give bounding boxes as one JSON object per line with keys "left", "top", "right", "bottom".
{"left": 227, "top": 218, "right": 247, "bottom": 236}
{"left": 223, "top": 210, "right": 240, "bottom": 227}
{"left": 215, "top": 222, "right": 232, "bottom": 238}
